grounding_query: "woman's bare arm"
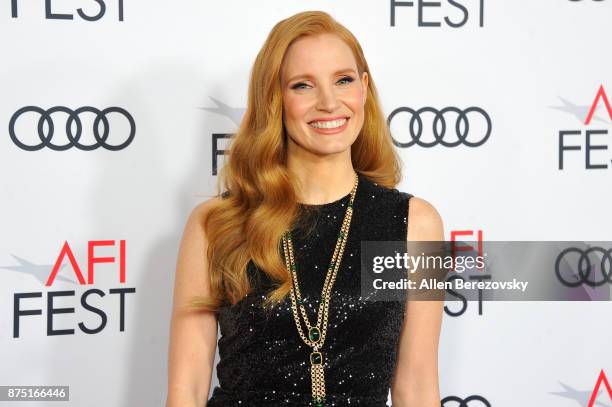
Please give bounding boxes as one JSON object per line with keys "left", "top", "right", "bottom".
{"left": 166, "top": 200, "right": 219, "bottom": 407}
{"left": 391, "top": 197, "right": 445, "bottom": 406}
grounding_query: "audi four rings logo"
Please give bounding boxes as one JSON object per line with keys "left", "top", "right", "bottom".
{"left": 387, "top": 106, "right": 492, "bottom": 148}
{"left": 441, "top": 395, "right": 491, "bottom": 407}
{"left": 9, "top": 106, "right": 136, "bottom": 151}
{"left": 555, "top": 247, "right": 612, "bottom": 287}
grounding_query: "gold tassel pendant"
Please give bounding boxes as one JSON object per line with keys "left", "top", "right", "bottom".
{"left": 310, "top": 350, "right": 326, "bottom": 406}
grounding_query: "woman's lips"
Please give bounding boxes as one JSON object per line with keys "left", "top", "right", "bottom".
{"left": 308, "top": 117, "right": 349, "bottom": 134}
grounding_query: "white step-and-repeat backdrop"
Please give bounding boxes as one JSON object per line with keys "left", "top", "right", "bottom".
{"left": 1, "top": 1, "right": 611, "bottom": 406}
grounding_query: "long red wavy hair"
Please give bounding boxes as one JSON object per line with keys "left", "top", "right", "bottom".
{"left": 192, "top": 10, "right": 402, "bottom": 312}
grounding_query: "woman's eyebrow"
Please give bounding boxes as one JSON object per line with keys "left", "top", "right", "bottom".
{"left": 285, "top": 68, "right": 357, "bottom": 84}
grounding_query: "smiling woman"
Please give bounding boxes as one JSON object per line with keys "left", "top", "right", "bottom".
{"left": 281, "top": 33, "right": 368, "bottom": 156}
{"left": 166, "top": 10, "right": 444, "bottom": 407}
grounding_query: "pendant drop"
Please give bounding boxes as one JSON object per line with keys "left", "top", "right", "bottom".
{"left": 310, "top": 351, "right": 326, "bottom": 406}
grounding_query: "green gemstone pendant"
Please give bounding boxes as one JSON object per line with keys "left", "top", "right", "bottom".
{"left": 312, "top": 398, "right": 325, "bottom": 407}
{"left": 308, "top": 327, "right": 321, "bottom": 342}
{"left": 310, "top": 351, "right": 322, "bottom": 364}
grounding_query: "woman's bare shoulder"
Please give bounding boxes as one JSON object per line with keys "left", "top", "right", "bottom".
{"left": 175, "top": 197, "right": 224, "bottom": 283}
{"left": 191, "top": 197, "right": 222, "bottom": 219}
{"left": 407, "top": 196, "right": 444, "bottom": 241}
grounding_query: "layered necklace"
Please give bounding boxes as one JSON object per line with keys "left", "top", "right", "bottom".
{"left": 281, "top": 172, "right": 359, "bottom": 407}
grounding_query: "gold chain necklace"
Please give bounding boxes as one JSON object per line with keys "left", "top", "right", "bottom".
{"left": 281, "top": 172, "right": 359, "bottom": 407}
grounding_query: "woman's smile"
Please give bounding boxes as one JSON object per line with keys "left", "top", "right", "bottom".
{"left": 308, "top": 117, "right": 350, "bottom": 134}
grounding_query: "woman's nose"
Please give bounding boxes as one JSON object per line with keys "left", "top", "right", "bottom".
{"left": 316, "top": 85, "right": 340, "bottom": 112}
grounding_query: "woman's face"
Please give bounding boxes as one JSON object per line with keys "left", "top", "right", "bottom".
{"left": 280, "top": 33, "right": 368, "bottom": 158}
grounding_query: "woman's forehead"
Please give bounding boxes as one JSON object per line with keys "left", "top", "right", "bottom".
{"left": 281, "top": 34, "right": 358, "bottom": 80}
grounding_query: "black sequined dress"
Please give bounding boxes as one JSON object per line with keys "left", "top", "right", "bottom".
{"left": 207, "top": 174, "right": 413, "bottom": 406}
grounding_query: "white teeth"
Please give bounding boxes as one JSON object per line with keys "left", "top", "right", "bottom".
{"left": 309, "top": 118, "right": 347, "bottom": 129}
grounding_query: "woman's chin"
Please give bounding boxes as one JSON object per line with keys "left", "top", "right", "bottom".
{"left": 309, "top": 144, "right": 352, "bottom": 157}
{"left": 288, "top": 134, "right": 355, "bottom": 157}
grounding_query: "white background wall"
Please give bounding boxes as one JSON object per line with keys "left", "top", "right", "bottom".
{"left": 1, "top": 1, "right": 611, "bottom": 406}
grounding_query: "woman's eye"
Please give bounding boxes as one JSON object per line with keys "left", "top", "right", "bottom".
{"left": 290, "top": 76, "right": 354, "bottom": 90}
{"left": 291, "top": 82, "right": 309, "bottom": 90}
{"left": 337, "top": 76, "right": 354, "bottom": 85}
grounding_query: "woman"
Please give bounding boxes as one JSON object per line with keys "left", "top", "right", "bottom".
{"left": 166, "top": 10, "right": 444, "bottom": 407}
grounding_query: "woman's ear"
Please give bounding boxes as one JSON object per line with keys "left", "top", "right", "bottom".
{"left": 361, "top": 71, "right": 369, "bottom": 105}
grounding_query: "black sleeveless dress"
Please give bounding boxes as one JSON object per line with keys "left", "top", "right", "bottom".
{"left": 207, "top": 174, "right": 413, "bottom": 406}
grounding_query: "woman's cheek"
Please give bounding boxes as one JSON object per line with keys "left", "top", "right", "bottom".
{"left": 348, "top": 91, "right": 365, "bottom": 109}
{"left": 284, "top": 94, "right": 310, "bottom": 118}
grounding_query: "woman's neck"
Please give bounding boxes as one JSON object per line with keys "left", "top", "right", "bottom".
{"left": 287, "top": 158, "right": 356, "bottom": 205}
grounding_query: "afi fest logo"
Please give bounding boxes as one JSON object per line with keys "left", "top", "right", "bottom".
{"left": 200, "top": 97, "right": 244, "bottom": 176}
{"left": 589, "top": 371, "right": 612, "bottom": 407}
{"left": 554, "top": 85, "right": 612, "bottom": 170}
{"left": 10, "top": 0, "right": 125, "bottom": 21}
{"left": 444, "top": 229, "right": 489, "bottom": 317}
{"left": 551, "top": 370, "right": 612, "bottom": 407}
{"left": 389, "top": 0, "right": 485, "bottom": 27}
{"left": 6, "top": 240, "right": 136, "bottom": 338}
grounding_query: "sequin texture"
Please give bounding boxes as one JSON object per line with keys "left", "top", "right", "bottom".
{"left": 208, "top": 174, "right": 413, "bottom": 406}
